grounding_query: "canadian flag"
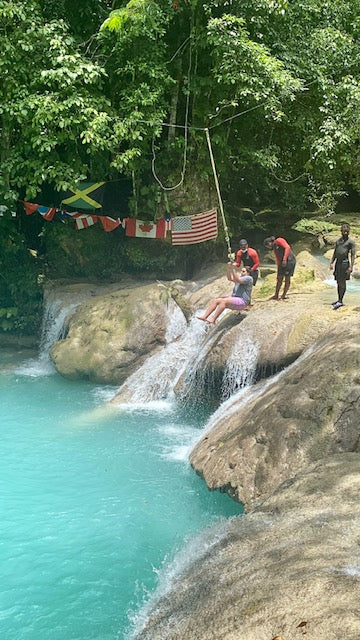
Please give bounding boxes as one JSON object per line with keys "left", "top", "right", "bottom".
{"left": 125, "top": 218, "right": 168, "bottom": 239}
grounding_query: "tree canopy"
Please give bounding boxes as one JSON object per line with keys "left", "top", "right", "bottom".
{"left": 0, "top": 0, "right": 359, "bottom": 333}
{"left": 1, "top": 0, "right": 359, "bottom": 214}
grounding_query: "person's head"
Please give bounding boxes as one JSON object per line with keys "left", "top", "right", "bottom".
{"left": 239, "top": 239, "right": 248, "bottom": 251}
{"left": 341, "top": 223, "right": 350, "bottom": 238}
{"left": 264, "top": 236, "right": 275, "bottom": 249}
{"left": 241, "top": 266, "right": 252, "bottom": 276}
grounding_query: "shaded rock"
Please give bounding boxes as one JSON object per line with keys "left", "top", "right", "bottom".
{"left": 51, "top": 283, "right": 172, "bottom": 384}
{"left": 190, "top": 321, "right": 360, "bottom": 509}
{"left": 133, "top": 454, "right": 360, "bottom": 640}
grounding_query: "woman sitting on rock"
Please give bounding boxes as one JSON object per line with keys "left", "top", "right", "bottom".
{"left": 197, "top": 265, "right": 253, "bottom": 324}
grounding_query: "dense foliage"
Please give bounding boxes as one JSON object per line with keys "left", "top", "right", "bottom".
{"left": 0, "top": 0, "right": 359, "bottom": 333}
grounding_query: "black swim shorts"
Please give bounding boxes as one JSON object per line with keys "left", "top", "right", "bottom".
{"left": 334, "top": 259, "right": 350, "bottom": 281}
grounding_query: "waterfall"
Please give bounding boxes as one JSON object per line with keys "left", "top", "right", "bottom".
{"left": 113, "top": 307, "right": 260, "bottom": 406}
{"left": 15, "top": 297, "right": 79, "bottom": 376}
{"left": 178, "top": 317, "right": 259, "bottom": 405}
{"left": 112, "top": 302, "right": 207, "bottom": 404}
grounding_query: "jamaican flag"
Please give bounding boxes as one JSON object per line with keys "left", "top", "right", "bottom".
{"left": 60, "top": 181, "right": 106, "bottom": 211}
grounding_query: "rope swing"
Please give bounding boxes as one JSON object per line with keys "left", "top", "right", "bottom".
{"left": 205, "top": 128, "right": 232, "bottom": 261}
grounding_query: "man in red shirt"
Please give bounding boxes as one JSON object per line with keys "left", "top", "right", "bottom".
{"left": 263, "top": 236, "right": 296, "bottom": 300}
{"left": 233, "top": 239, "right": 260, "bottom": 285}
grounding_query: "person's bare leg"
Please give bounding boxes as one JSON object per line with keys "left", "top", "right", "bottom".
{"left": 281, "top": 276, "right": 291, "bottom": 299}
{"left": 197, "top": 298, "right": 221, "bottom": 321}
{"left": 207, "top": 301, "right": 227, "bottom": 323}
{"left": 337, "top": 281, "right": 346, "bottom": 303}
{"left": 270, "top": 275, "right": 283, "bottom": 300}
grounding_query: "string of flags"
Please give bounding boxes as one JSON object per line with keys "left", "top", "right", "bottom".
{"left": 19, "top": 201, "right": 218, "bottom": 245}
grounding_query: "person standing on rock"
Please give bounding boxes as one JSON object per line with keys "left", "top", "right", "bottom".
{"left": 233, "top": 239, "right": 260, "bottom": 285}
{"left": 197, "top": 265, "right": 253, "bottom": 324}
{"left": 263, "top": 236, "right": 296, "bottom": 300}
{"left": 330, "top": 223, "right": 356, "bottom": 310}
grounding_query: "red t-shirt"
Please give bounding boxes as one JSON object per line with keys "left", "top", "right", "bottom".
{"left": 235, "top": 247, "right": 260, "bottom": 271}
{"left": 273, "top": 237, "right": 291, "bottom": 265}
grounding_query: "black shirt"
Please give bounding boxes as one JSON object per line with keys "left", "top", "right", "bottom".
{"left": 331, "top": 236, "right": 356, "bottom": 263}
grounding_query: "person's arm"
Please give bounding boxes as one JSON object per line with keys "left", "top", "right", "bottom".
{"left": 231, "top": 272, "right": 246, "bottom": 284}
{"left": 275, "top": 237, "right": 291, "bottom": 263}
{"left": 348, "top": 240, "right": 356, "bottom": 272}
{"left": 247, "top": 248, "right": 260, "bottom": 270}
{"left": 329, "top": 243, "right": 337, "bottom": 270}
{"left": 227, "top": 264, "right": 236, "bottom": 281}
{"left": 232, "top": 250, "right": 242, "bottom": 267}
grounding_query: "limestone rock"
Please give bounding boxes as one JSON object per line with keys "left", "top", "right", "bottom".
{"left": 190, "top": 321, "right": 360, "bottom": 509}
{"left": 175, "top": 292, "right": 355, "bottom": 403}
{"left": 51, "top": 283, "right": 171, "bottom": 384}
{"left": 133, "top": 454, "right": 360, "bottom": 640}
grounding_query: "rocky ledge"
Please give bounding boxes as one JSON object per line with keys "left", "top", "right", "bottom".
{"left": 133, "top": 454, "right": 360, "bottom": 640}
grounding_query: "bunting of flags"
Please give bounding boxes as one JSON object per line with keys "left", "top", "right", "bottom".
{"left": 19, "top": 201, "right": 218, "bottom": 245}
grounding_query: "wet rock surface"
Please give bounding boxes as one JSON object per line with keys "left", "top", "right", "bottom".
{"left": 190, "top": 321, "right": 360, "bottom": 509}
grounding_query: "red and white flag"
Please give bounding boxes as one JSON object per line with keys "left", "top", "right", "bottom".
{"left": 171, "top": 209, "right": 218, "bottom": 245}
{"left": 74, "top": 214, "right": 98, "bottom": 230}
{"left": 125, "top": 218, "right": 168, "bottom": 239}
{"left": 37, "top": 205, "right": 57, "bottom": 221}
{"left": 100, "top": 216, "right": 121, "bottom": 232}
{"left": 21, "top": 201, "right": 41, "bottom": 215}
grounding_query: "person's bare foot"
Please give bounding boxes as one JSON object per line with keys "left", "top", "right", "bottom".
{"left": 196, "top": 316, "right": 207, "bottom": 322}
{"left": 269, "top": 295, "right": 279, "bottom": 301}
{"left": 280, "top": 295, "right": 289, "bottom": 301}
{"left": 207, "top": 318, "right": 216, "bottom": 324}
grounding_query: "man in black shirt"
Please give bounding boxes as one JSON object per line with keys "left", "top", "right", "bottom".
{"left": 330, "top": 223, "right": 356, "bottom": 309}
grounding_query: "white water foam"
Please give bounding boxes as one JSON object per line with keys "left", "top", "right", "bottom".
{"left": 157, "top": 423, "right": 200, "bottom": 463}
{"left": 126, "top": 519, "right": 232, "bottom": 639}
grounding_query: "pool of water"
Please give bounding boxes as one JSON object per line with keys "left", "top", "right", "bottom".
{"left": 0, "top": 352, "right": 242, "bottom": 640}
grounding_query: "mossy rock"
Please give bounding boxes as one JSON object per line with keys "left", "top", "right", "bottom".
{"left": 257, "top": 267, "right": 315, "bottom": 299}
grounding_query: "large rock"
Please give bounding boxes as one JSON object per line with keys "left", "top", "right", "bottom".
{"left": 190, "top": 321, "right": 360, "bottom": 509}
{"left": 133, "top": 454, "right": 360, "bottom": 640}
{"left": 51, "top": 283, "right": 174, "bottom": 384}
{"left": 175, "top": 288, "right": 357, "bottom": 403}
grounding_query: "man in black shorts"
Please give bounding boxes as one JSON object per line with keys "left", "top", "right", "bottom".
{"left": 330, "top": 223, "right": 356, "bottom": 309}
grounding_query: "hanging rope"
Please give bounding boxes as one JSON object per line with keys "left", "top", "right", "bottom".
{"left": 267, "top": 127, "right": 308, "bottom": 183}
{"left": 205, "top": 128, "right": 232, "bottom": 261}
{"left": 151, "top": 28, "right": 192, "bottom": 191}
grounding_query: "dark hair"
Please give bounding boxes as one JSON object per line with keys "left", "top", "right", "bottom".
{"left": 263, "top": 236, "right": 275, "bottom": 247}
{"left": 239, "top": 238, "right": 248, "bottom": 247}
{"left": 341, "top": 223, "right": 350, "bottom": 232}
{"left": 244, "top": 266, "right": 252, "bottom": 274}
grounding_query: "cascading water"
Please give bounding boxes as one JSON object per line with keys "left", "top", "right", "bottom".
{"left": 15, "top": 297, "right": 79, "bottom": 376}
{"left": 221, "top": 333, "right": 259, "bottom": 400}
{"left": 111, "top": 301, "right": 208, "bottom": 404}
{"left": 113, "top": 306, "right": 260, "bottom": 407}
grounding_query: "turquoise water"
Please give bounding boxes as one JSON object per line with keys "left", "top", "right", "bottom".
{"left": 0, "top": 351, "right": 241, "bottom": 640}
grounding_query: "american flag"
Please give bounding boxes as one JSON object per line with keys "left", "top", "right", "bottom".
{"left": 171, "top": 209, "right": 218, "bottom": 245}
